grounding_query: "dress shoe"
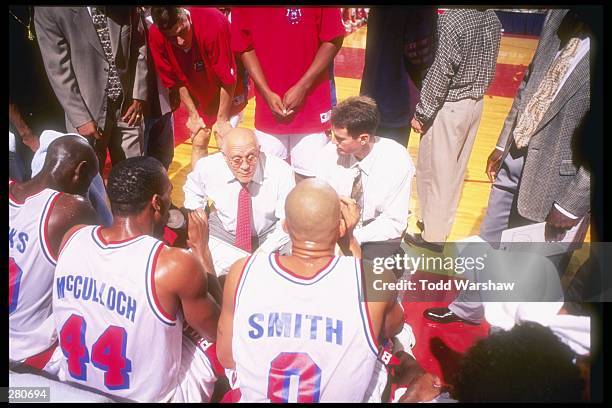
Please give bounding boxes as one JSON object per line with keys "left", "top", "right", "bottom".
{"left": 403, "top": 232, "right": 444, "bottom": 253}
{"left": 423, "top": 307, "right": 480, "bottom": 325}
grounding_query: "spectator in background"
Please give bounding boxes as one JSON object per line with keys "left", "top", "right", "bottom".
{"left": 34, "top": 6, "right": 148, "bottom": 171}
{"left": 231, "top": 7, "right": 345, "bottom": 182}
{"left": 139, "top": 6, "right": 177, "bottom": 170}
{"left": 360, "top": 6, "right": 437, "bottom": 148}
{"left": 9, "top": 5, "right": 65, "bottom": 181}
{"left": 407, "top": 8, "right": 501, "bottom": 252}
{"left": 149, "top": 7, "right": 247, "bottom": 167}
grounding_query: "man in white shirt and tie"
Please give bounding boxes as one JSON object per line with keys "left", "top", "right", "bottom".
{"left": 183, "top": 127, "right": 295, "bottom": 255}
{"left": 315, "top": 96, "right": 415, "bottom": 262}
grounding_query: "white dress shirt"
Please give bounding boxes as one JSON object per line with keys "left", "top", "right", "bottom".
{"left": 183, "top": 152, "right": 295, "bottom": 249}
{"left": 315, "top": 137, "right": 415, "bottom": 244}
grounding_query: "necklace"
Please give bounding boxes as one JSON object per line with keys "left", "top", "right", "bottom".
{"left": 10, "top": 8, "right": 35, "bottom": 41}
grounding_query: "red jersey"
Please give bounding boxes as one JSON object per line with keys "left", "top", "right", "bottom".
{"left": 148, "top": 7, "right": 247, "bottom": 127}
{"left": 231, "top": 7, "right": 344, "bottom": 135}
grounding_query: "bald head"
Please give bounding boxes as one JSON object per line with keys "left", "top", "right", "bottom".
{"left": 285, "top": 179, "right": 341, "bottom": 246}
{"left": 222, "top": 127, "right": 258, "bottom": 153}
{"left": 42, "top": 135, "right": 98, "bottom": 195}
{"left": 222, "top": 127, "right": 260, "bottom": 184}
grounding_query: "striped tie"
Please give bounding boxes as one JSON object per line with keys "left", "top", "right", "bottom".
{"left": 91, "top": 7, "right": 123, "bottom": 102}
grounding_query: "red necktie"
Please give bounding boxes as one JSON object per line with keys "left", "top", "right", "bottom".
{"left": 235, "top": 184, "right": 252, "bottom": 252}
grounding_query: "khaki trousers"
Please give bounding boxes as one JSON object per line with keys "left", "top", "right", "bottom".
{"left": 417, "top": 98, "right": 484, "bottom": 242}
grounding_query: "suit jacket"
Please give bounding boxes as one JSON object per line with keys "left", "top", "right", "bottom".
{"left": 496, "top": 9, "right": 591, "bottom": 222}
{"left": 34, "top": 7, "right": 148, "bottom": 131}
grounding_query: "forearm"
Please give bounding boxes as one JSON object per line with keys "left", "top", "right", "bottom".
{"left": 178, "top": 85, "right": 200, "bottom": 118}
{"left": 241, "top": 50, "right": 273, "bottom": 96}
{"left": 338, "top": 234, "right": 362, "bottom": 258}
{"left": 195, "top": 247, "right": 223, "bottom": 305}
{"left": 296, "top": 39, "right": 342, "bottom": 90}
{"left": 217, "top": 82, "right": 236, "bottom": 123}
{"left": 132, "top": 9, "right": 148, "bottom": 101}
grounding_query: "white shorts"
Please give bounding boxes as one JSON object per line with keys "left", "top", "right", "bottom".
{"left": 254, "top": 129, "right": 329, "bottom": 177}
{"left": 170, "top": 335, "right": 218, "bottom": 402}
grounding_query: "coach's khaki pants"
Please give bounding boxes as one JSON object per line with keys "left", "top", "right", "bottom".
{"left": 417, "top": 98, "right": 484, "bottom": 243}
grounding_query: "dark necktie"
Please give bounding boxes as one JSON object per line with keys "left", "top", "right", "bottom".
{"left": 235, "top": 184, "right": 253, "bottom": 252}
{"left": 351, "top": 167, "right": 363, "bottom": 208}
{"left": 91, "top": 7, "right": 123, "bottom": 102}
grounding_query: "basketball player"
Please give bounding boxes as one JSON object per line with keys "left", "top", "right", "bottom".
{"left": 52, "top": 157, "right": 221, "bottom": 402}
{"left": 9, "top": 135, "right": 98, "bottom": 372}
{"left": 216, "top": 179, "right": 405, "bottom": 402}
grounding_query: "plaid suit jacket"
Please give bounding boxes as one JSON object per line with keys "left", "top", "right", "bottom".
{"left": 496, "top": 9, "right": 591, "bottom": 221}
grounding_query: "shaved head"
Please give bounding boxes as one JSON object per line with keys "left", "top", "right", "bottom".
{"left": 222, "top": 127, "right": 260, "bottom": 184}
{"left": 222, "top": 127, "right": 258, "bottom": 154}
{"left": 285, "top": 179, "right": 341, "bottom": 246}
{"left": 42, "top": 135, "right": 98, "bottom": 195}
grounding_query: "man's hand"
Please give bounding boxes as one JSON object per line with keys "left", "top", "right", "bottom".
{"left": 187, "top": 114, "right": 206, "bottom": 137}
{"left": 411, "top": 116, "right": 423, "bottom": 134}
{"left": 545, "top": 205, "right": 580, "bottom": 242}
{"left": 486, "top": 148, "right": 503, "bottom": 182}
{"left": 77, "top": 120, "right": 102, "bottom": 141}
{"left": 282, "top": 82, "right": 308, "bottom": 116}
{"left": 339, "top": 196, "right": 361, "bottom": 234}
{"left": 264, "top": 90, "right": 288, "bottom": 118}
{"left": 398, "top": 372, "right": 443, "bottom": 403}
{"left": 212, "top": 120, "right": 232, "bottom": 149}
{"left": 187, "top": 208, "right": 211, "bottom": 258}
{"left": 121, "top": 99, "right": 144, "bottom": 127}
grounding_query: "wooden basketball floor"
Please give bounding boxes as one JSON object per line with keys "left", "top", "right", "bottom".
{"left": 163, "top": 25, "right": 590, "bottom": 382}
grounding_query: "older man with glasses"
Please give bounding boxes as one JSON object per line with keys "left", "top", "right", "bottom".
{"left": 183, "top": 127, "right": 295, "bottom": 255}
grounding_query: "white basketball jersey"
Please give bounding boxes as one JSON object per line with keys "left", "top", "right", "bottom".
{"left": 9, "top": 180, "right": 61, "bottom": 362}
{"left": 53, "top": 225, "right": 183, "bottom": 402}
{"left": 233, "top": 253, "right": 379, "bottom": 402}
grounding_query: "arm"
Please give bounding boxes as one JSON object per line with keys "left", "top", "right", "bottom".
{"left": 282, "top": 37, "right": 344, "bottom": 114}
{"left": 362, "top": 261, "right": 404, "bottom": 340}
{"left": 179, "top": 85, "right": 207, "bottom": 135}
{"left": 217, "top": 257, "right": 248, "bottom": 370}
{"left": 413, "top": 16, "right": 460, "bottom": 126}
{"left": 34, "top": 8, "right": 95, "bottom": 134}
{"left": 8, "top": 103, "right": 39, "bottom": 152}
{"left": 187, "top": 208, "right": 223, "bottom": 305}
{"left": 183, "top": 158, "right": 209, "bottom": 209}
{"left": 353, "top": 165, "right": 413, "bottom": 244}
{"left": 338, "top": 196, "right": 363, "bottom": 258}
{"left": 158, "top": 248, "right": 220, "bottom": 341}
{"left": 121, "top": 8, "right": 148, "bottom": 127}
{"left": 241, "top": 50, "right": 286, "bottom": 117}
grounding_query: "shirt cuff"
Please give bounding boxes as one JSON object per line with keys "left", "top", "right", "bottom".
{"left": 554, "top": 202, "right": 579, "bottom": 220}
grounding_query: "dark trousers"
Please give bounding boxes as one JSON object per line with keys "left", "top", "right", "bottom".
{"left": 377, "top": 125, "right": 412, "bottom": 148}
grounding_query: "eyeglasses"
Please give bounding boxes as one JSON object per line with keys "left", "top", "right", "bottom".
{"left": 224, "top": 153, "right": 259, "bottom": 168}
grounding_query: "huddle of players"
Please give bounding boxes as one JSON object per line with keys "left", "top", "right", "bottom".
{"left": 9, "top": 135, "right": 437, "bottom": 402}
